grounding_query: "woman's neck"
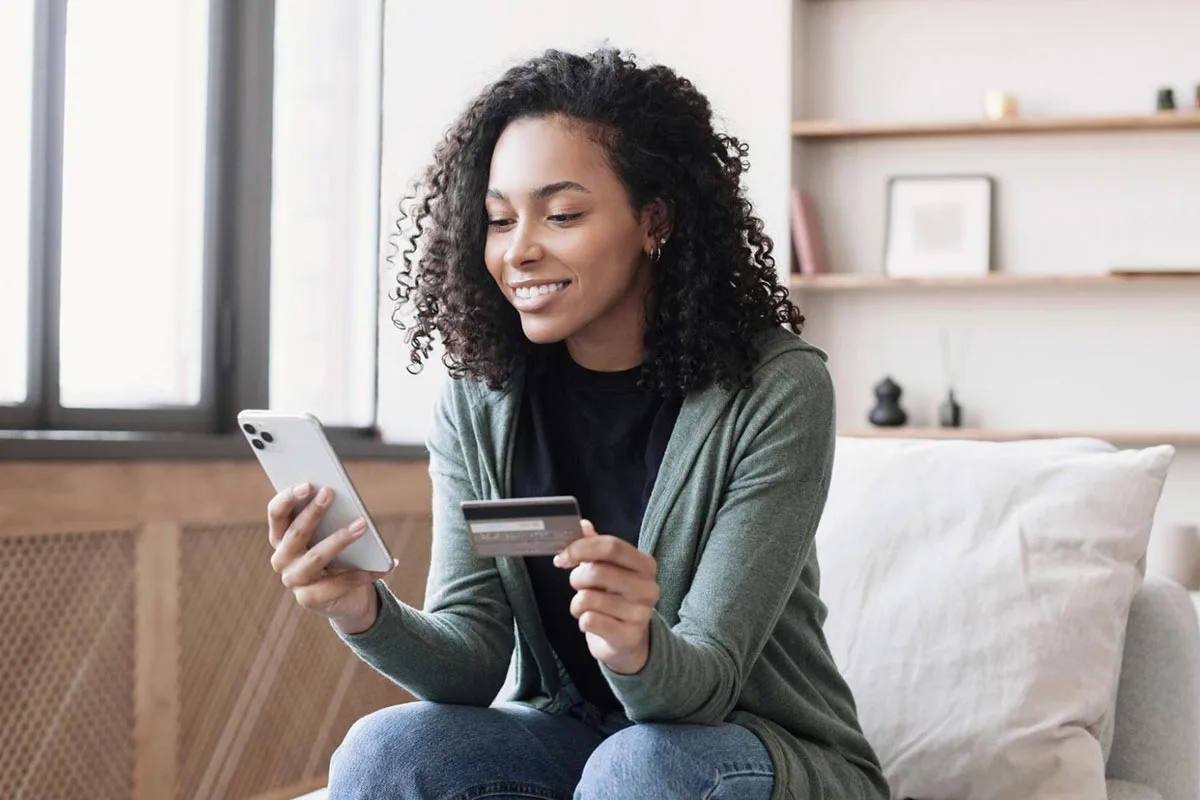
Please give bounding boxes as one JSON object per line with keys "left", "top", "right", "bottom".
{"left": 564, "top": 324, "right": 644, "bottom": 372}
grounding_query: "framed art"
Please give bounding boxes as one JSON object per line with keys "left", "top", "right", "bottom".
{"left": 884, "top": 175, "right": 994, "bottom": 278}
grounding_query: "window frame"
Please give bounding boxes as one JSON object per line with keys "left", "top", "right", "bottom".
{"left": 0, "top": 0, "right": 406, "bottom": 460}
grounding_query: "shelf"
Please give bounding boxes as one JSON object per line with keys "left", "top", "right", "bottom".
{"left": 791, "top": 112, "right": 1200, "bottom": 141}
{"left": 840, "top": 428, "right": 1200, "bottom": 446}
{"left": 789, "top": 273, "right": 1200, "bottom": 291}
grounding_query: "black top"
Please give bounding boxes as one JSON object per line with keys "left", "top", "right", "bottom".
{"left": 511, "top": 343, "right": 681, "bottom": 711}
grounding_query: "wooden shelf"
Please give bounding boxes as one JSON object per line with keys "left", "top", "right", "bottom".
{"left": 840, "top": 428, "right": 1200, "bottom": 446}
{"left": 789, "top": 273, "right": 1200, "bottom": 291}
{"left": 791, "top": 112, "right": 1200, "bottom": 141}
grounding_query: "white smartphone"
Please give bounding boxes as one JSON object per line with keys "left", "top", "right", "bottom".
{"left": 238, "top": 410, "right": 394, "bottom": 573}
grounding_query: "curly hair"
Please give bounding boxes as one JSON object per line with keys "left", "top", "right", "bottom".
{"left": 389, "top": 46, "right": 803, "bottom": 396}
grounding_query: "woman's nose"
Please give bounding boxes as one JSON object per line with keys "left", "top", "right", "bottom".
{"left": 504, "top": 222, "right": 544, "bottom": 268}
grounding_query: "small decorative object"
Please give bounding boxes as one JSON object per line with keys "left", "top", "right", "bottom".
{"left": 869, "top": 376, "right": 908, "bottom": 427}
{"left": 1146, "top": 522, "right": 1200, "bottom": 590}
{"left": 983, "top": 90, "right": 1020, "bottom": 120}
{"left": 1156, "top": 87, "right": 1177, "bottom": 111}
{"left": 789, "top": 187, "right": 828, "bottom": 275}
{"left": 938, "top": 328, "right": 969, "bottom": 428}
{"left": 938, "top": 391, "right": 962, "bottom": 428}
{"left": 884, "top": 175, "right": 994, "bottom": 279}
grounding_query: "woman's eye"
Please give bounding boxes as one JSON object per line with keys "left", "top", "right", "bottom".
{"left": 548, "top": 212, "right": 583, "bottom": 224}
{"left": 487, "top": 218, "right": 514, "bottom": 229}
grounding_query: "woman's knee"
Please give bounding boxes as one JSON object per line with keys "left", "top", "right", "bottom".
{"left": 576, "top": 723, "right": 773, "bottom": 800}
{"left": 577, "top": 724, "right": 695, "bottom": 796}
{"left": 328, "top": 702, "right": 455, "bottom": 797}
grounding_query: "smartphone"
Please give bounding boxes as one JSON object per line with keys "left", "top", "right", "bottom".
{"left": 238, "top": 410, "right": 394, "bottom": 573}
{"left": 461, "top": 496, "right": 583, "bottom": 557}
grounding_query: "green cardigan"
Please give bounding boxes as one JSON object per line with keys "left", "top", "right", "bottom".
{"left": 339, "top": 326, "right": 889, "bottom": 800}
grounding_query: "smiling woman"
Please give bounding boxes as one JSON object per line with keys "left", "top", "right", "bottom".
{"left": 268, "top": 46, "right": 890, "bottom": 800}
{"left": 388, "top": 47, "right": 801, "bottom": 397}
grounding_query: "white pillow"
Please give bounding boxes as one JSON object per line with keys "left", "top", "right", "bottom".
{"left": 815, "top": 437, "right": 1175, "bottom": 800}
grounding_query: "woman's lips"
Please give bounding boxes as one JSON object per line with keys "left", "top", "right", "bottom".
{"left": 511, "top": 281, "right": 571, "bottom": 313}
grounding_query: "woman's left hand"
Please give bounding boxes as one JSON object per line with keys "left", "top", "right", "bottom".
{"left": 554, "top": 520, "right": 660, "bottom": 675}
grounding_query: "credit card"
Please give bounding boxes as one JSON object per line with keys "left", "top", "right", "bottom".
{"left": 461, "top": 496, "right": 583, "bottom": 557}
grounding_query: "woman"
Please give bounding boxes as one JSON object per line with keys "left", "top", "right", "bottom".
{"left": 266, "top": 47, "right": 888, "bottom": 800}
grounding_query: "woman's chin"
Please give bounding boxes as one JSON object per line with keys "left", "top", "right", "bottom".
{"left": 519, "top": 315, "right": 574, "bottom": 345}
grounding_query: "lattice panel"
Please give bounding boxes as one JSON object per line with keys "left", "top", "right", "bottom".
{"left": 0, "top": 530, "right": 137, "bottom": 800}
{"left": 178, "top": 515, "right": 431, "bottom": 800}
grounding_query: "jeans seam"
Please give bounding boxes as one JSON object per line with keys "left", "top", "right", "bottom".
{"left": 701, "top": 767, "right": 775, "bottom": 800}
{"left": 446, "top": 780, "right": 568, "bottom": 800}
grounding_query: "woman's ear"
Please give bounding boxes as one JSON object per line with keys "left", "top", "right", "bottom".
{"left": 641, "top": 197, "right": 674, "bottom": 254}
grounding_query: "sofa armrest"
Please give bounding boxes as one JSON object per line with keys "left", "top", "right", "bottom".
{"left": 1107, "top": 575, "right": 1200, "bottom": 800}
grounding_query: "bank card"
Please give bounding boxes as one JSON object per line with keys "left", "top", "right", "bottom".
{"left": 461, "top": 496, "right": 583, "bottom": 557}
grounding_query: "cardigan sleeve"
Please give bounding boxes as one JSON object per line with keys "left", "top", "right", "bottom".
{"left": 334, "top": 378, "right": 515, "bottom": 706}
{"left": 601, "top": 350, "right": 836, "bottom": 724}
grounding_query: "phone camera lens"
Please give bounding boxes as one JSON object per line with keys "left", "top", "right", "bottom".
{"left": 261, "top": 431, "right": 274, "bottom": 443}
{"left": 242, "top": 423, "right": 257, "bottom": 435}
{"left": 251, "top": 438, "right": 265, "bottom": 450}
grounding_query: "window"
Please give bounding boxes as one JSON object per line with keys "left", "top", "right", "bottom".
{"left": 269, "top": 0, "right": 383, "bottom": 428}
{"left": 0, "top": 1, "right": 35, "bottom": 406}
{"left": 3, "top": 0, "right": 386, "bottom": 446}
{"left": 58, "top": 0, "right": 209, "bottom": 409}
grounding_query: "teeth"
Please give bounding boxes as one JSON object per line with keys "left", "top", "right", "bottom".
{"left": 514, "top": 282, "right": 567, "bottom": 300}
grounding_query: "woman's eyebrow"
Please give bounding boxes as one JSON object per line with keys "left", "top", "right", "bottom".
{"left": 486, "top": 181, "right": 591, "bottom": 201}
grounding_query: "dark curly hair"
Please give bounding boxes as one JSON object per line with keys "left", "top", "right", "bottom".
{"left": 390, "top": 46, "right": 803, "bottom": 396}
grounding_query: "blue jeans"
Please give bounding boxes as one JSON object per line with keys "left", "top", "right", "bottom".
{"left": 328, "top": 684, "right": 774, "bottom": 799}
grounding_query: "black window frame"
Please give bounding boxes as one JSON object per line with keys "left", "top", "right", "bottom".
{"left": 0, "top": 0, "right": 418, "bottom": 461}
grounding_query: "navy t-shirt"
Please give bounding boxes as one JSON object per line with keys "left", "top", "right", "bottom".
{"left": 511, "top": 343, "right": 681, "bottom": 711}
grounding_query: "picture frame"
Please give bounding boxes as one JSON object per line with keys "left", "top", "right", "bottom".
{"left": 884, "top": 175, "right": 995, "bottom": 279}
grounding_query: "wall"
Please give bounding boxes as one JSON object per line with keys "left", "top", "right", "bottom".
{"left": 793, "top": 0, "right": 1200, "bottom": 526}
{"left": 375, "top": 0, "right": 794, "bottom": 443}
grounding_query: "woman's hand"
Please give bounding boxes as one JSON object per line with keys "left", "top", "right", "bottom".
{"left": 266, "top": 483, "right": 392, "bottom": 634}
{"left": 554, "top": 520, "right": 660, "bottom": 675}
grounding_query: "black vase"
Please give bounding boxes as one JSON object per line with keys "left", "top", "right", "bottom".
{"left": 869, "top": 376, "right": 908, "bottom": 427}
{"left": 939, "top": 390, "right": 963, "bottom": 428}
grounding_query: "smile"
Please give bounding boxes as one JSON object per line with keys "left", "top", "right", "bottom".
{"left": 513, "top": 281, "right": 570, "bottom": 300}
{"left": 510, "top": 280, "right": 571, "bottom": 313}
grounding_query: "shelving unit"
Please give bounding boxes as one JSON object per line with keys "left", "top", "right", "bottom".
{"left": 789, "top": 273, "right": 1200, "bottom": 291}
{"left": 839, "top": 427, "right": 1200, "bottom": 446}
{"left": 791, "top": 112, "right": 1200, "bottom": 141}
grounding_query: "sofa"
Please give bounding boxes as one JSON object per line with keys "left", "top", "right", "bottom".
{"left": 300, "top": 436, "right": 1200, "bottom": 799}
{"left": 1104, "top": 575, "right": 1200, "bottom": 800}
{"left": 813, "top": 436, "right": 1199, "bottom": 800}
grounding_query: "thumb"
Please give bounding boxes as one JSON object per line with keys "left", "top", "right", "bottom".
{"left": 580, "top": 519, "right": 598, "bottom": 537}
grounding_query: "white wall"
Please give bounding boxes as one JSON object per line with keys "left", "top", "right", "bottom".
{"left": 375, "top": 0, "right": 793, "bottom": 443}
{"left": 792, "top": 0, "right": 1200, "bottom": 526}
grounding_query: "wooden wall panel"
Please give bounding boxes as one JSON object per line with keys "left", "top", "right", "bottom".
{"left": 0, "top": 529, "right": 138, "bottom": 800}
{"left": 0, "top": 459, "right": 433, "bottom": 800}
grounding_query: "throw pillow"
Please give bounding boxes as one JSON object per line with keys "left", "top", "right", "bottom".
{"left": 815, "top": 437, "right": 1174, "bottom": 800}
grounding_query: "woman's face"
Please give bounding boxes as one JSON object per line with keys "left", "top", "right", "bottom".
{"left": 484, "top": 115, "right": 659, "bottom": 352}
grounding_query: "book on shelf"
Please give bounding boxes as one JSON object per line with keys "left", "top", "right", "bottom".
{"left": 789, "top": 187, "right": 828, "bottom": 276}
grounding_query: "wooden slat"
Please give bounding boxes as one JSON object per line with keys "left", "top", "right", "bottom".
{"left": 134, "top": 522, "right": 181, "bottom": 800}
{"left": 791, "top": 111, "right": 1200, "bottom": 140}
{"left": 0, "top": 460, "right": 431, "bottom": 534}
{"left": 840, "top": 428, "right": 1200, "bottom": 446}
{"left": 789, "top": 273, "right": 1200, "bottom": 291}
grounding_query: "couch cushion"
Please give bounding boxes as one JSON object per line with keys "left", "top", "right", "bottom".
{"left": 814, "top": 437, "right": 1174, "bottom": 800}
{"left": 1107, "top": 779, "right": 1165, "bottom": 800}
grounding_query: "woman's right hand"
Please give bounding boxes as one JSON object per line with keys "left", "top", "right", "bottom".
{"left": 267, "top": 483, "right": 390, "bottom": 635}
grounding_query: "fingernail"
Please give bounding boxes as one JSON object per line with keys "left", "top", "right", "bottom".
{"left": 553, "top": 553, "right": 567, "bottom": 567}
{"left": 293, "top": 483, "right": 311, "bottom": 498}
{"left": 316, "top": 487, "right": 333, "bottom": 506}
{"left": 349, "top": 519, "right": 367, "bottom": 535}
{"left": 392, "top": 558, "right": 400, "bottom": 569}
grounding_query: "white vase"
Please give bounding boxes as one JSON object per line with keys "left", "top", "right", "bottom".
{"left": 1146, "top": 522, "right": 1200, "bottom": 590}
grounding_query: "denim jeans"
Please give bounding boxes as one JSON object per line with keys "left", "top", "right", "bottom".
{"left": 328, "top": 683, "right": 774, "bottom": 799}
